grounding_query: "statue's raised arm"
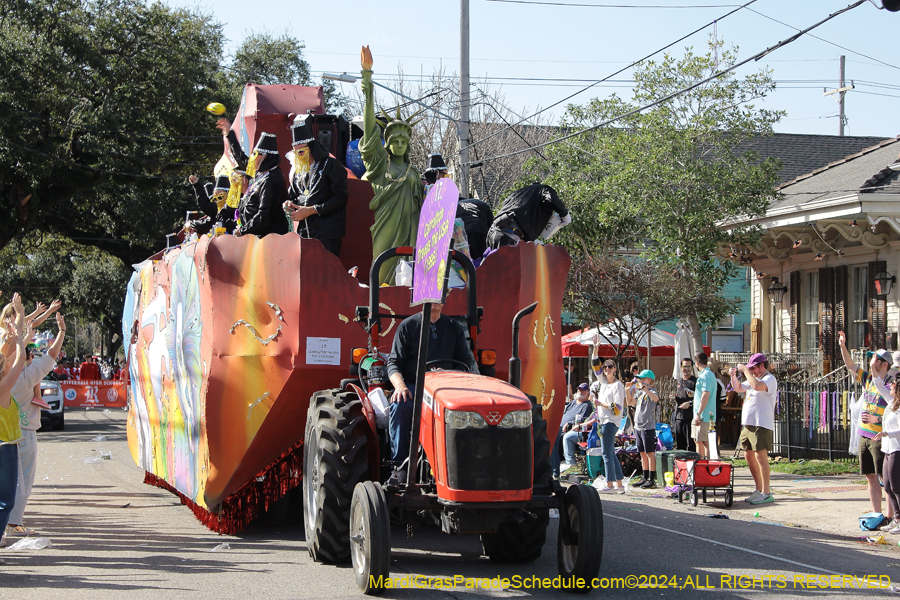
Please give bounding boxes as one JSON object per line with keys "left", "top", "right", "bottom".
{"left": 357, "top": 45, "right": 424, "bottom": 286}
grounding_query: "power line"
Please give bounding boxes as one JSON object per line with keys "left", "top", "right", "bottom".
{"left": 463, "top": 0, "right": 759, "bottom": 155}
{"left": 472, "top": 0, "right": 870, "bottom": 166}
{"left": 745, "top": 7, "right": 900, "bottom": 72}
{"left": 485, "top": 0, "right": 740, "bottom": 7}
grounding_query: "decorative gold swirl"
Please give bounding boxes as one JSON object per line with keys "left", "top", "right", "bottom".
{"left": 246, "top": 391, "right": 272, "bottom": 420}
{"left": 540, "top": 376, "right": 555, "bottom": 409}
{"left": 230, "top": 303, "right": 284, "bottom": 346}
{"left": 379, "top": 302, "right": 397, "bottom": 337}
{"left": 532, "top": 315, "right": 556, "bottom": 349}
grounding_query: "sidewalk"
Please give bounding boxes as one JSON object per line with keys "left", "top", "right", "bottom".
{"left": 601, "top": 464, "right": 896, "bottom": 542}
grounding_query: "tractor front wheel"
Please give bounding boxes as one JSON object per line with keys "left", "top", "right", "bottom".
{"left": 557, "top": 485, "right": 603, "bottom": 592}
{"left": 350, "top": 481, "right": 391, "bottom": 595}
{"left": 303, "top": 389, "right": 370, "bottom": 563}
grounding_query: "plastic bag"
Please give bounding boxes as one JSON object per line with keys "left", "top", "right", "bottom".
{"left": 849, "top": 393, "right": 864, "bottom": 456}
{"left": 8, "top": 537, "right": 52, "bottom": 550}
{"left": 395, "top": 260, "right": 413, "bottom": 287}
{"left": 367, "top": 388, "right": 390, "bottom": 429}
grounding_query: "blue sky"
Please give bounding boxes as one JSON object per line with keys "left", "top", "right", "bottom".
{"left": 169, "top": 0, "right": 899, "bottom": 139}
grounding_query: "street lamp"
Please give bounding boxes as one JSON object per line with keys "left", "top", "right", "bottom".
{"left": 767, "top": 276, "right": 787, "bottom": 304}
{"left": 322, "top": 72, "right": 358, "bottom": 83}
{"left": 875, "top": 271, "right": 895, "bottom": 296}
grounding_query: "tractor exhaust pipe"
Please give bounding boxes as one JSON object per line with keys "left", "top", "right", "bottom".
{"left": 509, "top": 302, "right": 538, "bottom": 389}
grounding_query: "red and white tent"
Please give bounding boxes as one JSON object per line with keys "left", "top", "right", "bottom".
{"left": 561, "top": 321, "right": 710, "bottom": 358}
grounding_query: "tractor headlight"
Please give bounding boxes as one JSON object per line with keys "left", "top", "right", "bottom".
{"left": 498, "top": 409, "right": 532, "bottom": 429}
{"left": 445, "top": 409, "right": 487, "bottom": 430}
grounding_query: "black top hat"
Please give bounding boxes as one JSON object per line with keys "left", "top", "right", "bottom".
{"left": 253, "top": 132, "right": 279, "bottom": 155}
{"left": 212, "top": 175, "right": 230, "bottom": 193}
{"left": 424, "top": 153, "right": 448, "bottom": 173}
{"left": 290, "top": 119, "right": 315, "bottom": 146}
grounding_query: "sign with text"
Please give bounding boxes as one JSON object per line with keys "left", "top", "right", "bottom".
{"left": 412, "top": 179, "right": 459, "bottom": 306}
{"left": 305, "top": 337, "right": 341, "bottom": 365}
{"left": 61, "top": 380, "right": 128, "bottom": 408}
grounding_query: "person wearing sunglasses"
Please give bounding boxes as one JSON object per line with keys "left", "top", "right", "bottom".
{"left": 386, "top": 304, "right": 477, "bottom": 475}
{"left": 590, "top": 360, "right": 626, "bottom": 493}
{"left": 840, "top": 332, "right": 895, "bottom": 523}
{"left": 672, "top": 358, "right": 697, "bottom": 452}
{"left": 730, "top": 353, "right": 778, "bottom": 506}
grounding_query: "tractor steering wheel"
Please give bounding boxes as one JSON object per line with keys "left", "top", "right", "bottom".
{"left": 426, "top": 359, "right": 471, "bottom": 372}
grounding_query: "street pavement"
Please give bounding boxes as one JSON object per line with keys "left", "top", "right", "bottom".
{"left": 2, "top": 410, "right": 899, "bottom": 599}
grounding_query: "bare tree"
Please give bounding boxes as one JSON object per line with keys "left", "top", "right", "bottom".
{"left": 346, "top": 68, "right": 555, "bottom": 206}
{"left": 568, "top": 254, "right": 738, "bottom": 364}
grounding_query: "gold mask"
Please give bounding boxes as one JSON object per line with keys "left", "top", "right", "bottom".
{"left": 246, "top": 151, "right": 259, "bottom": 178}
{"left": 212, "top": 192, "right": 227, "bottom": 212}
{"left": 290, "top": 147, "right": 311, "bottom": 174}
{"left": 226, "top": 173, "right": 243, "bottom": 208}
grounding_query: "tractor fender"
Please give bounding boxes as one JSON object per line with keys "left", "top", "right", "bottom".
{"left": 348, "top": 382, "right": 381, "bottom": 481}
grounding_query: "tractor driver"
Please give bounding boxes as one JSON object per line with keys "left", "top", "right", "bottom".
{"left": 387, "top": 303, "right": 478, "bottom": 477}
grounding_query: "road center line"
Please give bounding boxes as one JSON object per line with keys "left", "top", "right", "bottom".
{"left": 605, "top": 513, "right": 840, "bottom": 575}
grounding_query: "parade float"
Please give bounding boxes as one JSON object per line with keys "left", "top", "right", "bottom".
{"left": 123, "top": 75, "right": 571, "bottom": 536}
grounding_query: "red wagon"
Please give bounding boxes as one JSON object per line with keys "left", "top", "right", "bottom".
{"left": 675, "top": 458, "right": 734, "bottom": 507}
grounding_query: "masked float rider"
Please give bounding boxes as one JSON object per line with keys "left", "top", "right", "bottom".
{"left": 216, "top": 117, "right": 289, "bottom": 238}
{"left": 185, "top": 174, "right": 238, "bottom": 235}
{"left": 282, "top": 117, "right": 349, "bottom": 257}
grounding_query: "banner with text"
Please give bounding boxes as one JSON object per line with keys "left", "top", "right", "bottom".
{"left": 61, "top": 380, "right": 128, "bottom": 408}
{"left": 412, "top": 178, "right": 459, "bottom": 306}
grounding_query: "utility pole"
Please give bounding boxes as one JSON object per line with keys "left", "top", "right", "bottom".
{"left": 824, "top": 55, "right": 853, "bottom": 136}
{"left": 460, "top": 0, "right": 470, "bottom": 198}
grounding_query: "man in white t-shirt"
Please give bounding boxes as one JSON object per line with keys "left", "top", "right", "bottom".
{"left": 729, "top": 352, "right": 778, "bottom": 506}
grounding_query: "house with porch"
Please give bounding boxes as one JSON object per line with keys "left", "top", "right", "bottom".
{"left": 731, "top": 135, "right": 900, "bottom": 368}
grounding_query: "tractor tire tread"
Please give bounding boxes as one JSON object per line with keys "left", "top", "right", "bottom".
{"left": 304, "top": 389, "right": 370, "bottom": 563}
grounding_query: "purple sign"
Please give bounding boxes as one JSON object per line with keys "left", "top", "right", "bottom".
{"left": 412, "top": 179, "right": 459, "bottom": 306}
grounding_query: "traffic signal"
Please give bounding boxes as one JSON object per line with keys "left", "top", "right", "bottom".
{"left": 884, "top": 0, "right": 900, "bottom": 12}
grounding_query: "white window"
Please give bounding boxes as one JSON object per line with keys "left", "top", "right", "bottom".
{"left": 717, "top": 314, "right": 735, "bottom": 329}
{"left": 852, "top": 266, "right": 868, "bottom": 349}
{"left": 803, "top": 271, "right": 819, "bottom": 353}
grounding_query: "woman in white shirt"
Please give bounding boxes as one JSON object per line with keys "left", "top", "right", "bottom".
{"left": 587, "top": 358, "right": 626, "bottom": 493}
{"left": 876, "top": 382, "right": 900, "bottom": 533}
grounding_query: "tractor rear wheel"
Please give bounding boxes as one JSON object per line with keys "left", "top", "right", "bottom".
{"left": 303, "top": 389, "right": 370, "bottom": 563}
{"left": 557, "top": 484, "right": 603, "bottom": 591}
{"left": 480, "top": 402, "right": 551, "bottom": 563}
{"left": 350, "top": 481, "right": 391, "bottom": 595}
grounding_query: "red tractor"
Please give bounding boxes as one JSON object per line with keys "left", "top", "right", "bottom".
{"left": 302, "top": 246, "right": 603, "bottom": 594}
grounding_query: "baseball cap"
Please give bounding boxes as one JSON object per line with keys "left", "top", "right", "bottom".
{"left": 747, "top": 353, "right": 768, "bottom": 367}
{"left": 577, "top": 382, "right": 589, "bottom": 391}
{"left": 866, "top": 349, "right": 892, "bottom": 363}
{"left": 636, "top": 369, "right": 655, "bottom": 380}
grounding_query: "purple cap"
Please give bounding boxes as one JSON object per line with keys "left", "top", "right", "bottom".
{"left": 747, "top": 353, "right": 768, "bottom": 367}
{"left": 577, "top": 382, "right": 589, "bottom": 391}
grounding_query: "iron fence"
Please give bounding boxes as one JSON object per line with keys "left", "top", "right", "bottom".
{"left": 774, "top": 365, "right": 863, "bottom": 461}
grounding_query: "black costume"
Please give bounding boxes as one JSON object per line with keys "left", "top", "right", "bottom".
{"left": 226, "top": 130, "right": 289, "bottom": 237}
{"left": 673, "top": 375, "right": 697, "bottom": 452}
{"left": 456, "top": 198, "right": 493, "bottom": 261}
{"left": 188, "top": 175, "right": 237, "bottom": 235}
{"left": 488, "top": 183, "right": 568, "bottom": 249}
{"left": 287, "top": 119, "right": 348, "bottom": 257}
